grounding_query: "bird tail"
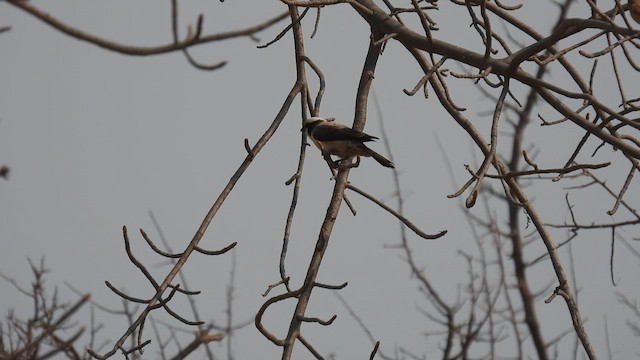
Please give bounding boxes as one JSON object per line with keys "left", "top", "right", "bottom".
{"left": 362, "top": 146, "right": 395, "bottom": 168}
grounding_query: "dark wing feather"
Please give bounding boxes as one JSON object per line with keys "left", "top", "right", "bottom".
{"left": 313, "top": 124, "right": 378, "bottom": 142}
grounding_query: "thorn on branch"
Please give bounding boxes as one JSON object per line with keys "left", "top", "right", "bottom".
{"left": 465, "top": 190, "right": 478, "bottom": 208}
{"left": 300, "top": 56, "right": 326, "bottom": 115}
{"left": 168, "top": 283, "right": 201, "bottom": 296}
{"left": 298, "top": 314, "right": 337, "bottom": 326}
{"left": 370, "top": 341, "right": 380, "bottom": 360}
{"left": 343, "top": 192, "right": 358, "bottom": 216}
{"left": 257, "top": 7, "right": 310, "bottom": 49}
{"left": 544, "top": 289, "right": 557, "bottom": 304}
{"left": 314, "top": 281, "right": 348, "bottom": 290}
{"left": 285, "top": 173, "right": 300, "bottom": 186}
{"left": 149, "top": 285, "right": 181, "bottom": 310}
{"left": 104, "top": 282, "right": 148, "bottom": 304}
{"left": 119, "top": 339, "right": 151, "bottom": 357}
{"left": 606, "top": 162, "right": 636, "bottom": 215}
{"left": 262, "top": 277, "right": 290, "bottom": 297}
{"left": 447, "top": 175, "right": 475, "bottom": 199}
{"left": 403, "top": 56, "right": 448, "bottom": 98}
{"left": 449, "top": 66, "right": 493, "bottom": 79}
{"left": 186, "top": 15, "right": 203, "bottom": 42}
{"left": 523, "top": 150, "right": 539, "bottom": 171}
{"left": 194, "top": 241, "right": 237, "bottom": 256}
{"left": 163, "top": 299, "right": 205, "bottom": 326}
{"left": 244, "top": 138, "right": 255, "bottom": 159}
{"left": 372, "top": 32, "right": 397, "bottom": 46}
{"left": 196, "top": 14, "right": 204, "bottom": 39}
{"left": 311, "top": 7, "right": 321, "bottom": 38}
{"left": 545, "top": 285, "right": 570, "bottom": 304}
{"left": 140, "top": 228, "right": 182, "bottom": 258}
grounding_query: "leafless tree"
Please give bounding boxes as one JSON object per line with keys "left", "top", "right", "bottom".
{"left": 2, "top": 0, "right": 640, "bottom": 359}
{"left": 0, "top": 259, "right": 89, "bottom": 360}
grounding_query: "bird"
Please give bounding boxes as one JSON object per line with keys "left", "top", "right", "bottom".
{"left": 630, "top": 0, "right": 640, "bottom": 23}
{"left": 302, "top": 117, "right": 394, "bottom": 169}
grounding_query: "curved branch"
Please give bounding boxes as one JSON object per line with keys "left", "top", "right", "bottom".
{"left": 8, "top": 1, "right": 288, "bottom": 57}
{"left": 346, "top": 184, "right": 447, "bottom": 240}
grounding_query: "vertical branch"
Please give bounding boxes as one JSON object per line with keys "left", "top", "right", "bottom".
{"left": 280, "top": 56, "right": 325, "bottom": 290}
{"left": 225, "top": 251, "right": 237, "bottom": 360}
{"left": 465, "top": 78, "right": 509, "bottom": 208}
{"left": 281, "top": 29, "right": 383, "bottom": 360}
{"left": 509, "top": 177, "right": 597, "bottom": 359}
{"left": 280, "top": 170, "right": 351, "bottom": 360}
{"left": 278, "top": 4, "right": 312, "bottom": 293}
{"left": 506, "top": 167, "right": 550, "bottom": 360}
{"left": 352, "top": 10, "right": 384, "bottom": 130}
{"left": 505, "top": 66, "right": 550, "bottom": 360}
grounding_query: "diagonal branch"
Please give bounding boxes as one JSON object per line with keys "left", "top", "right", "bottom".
{"left": 89, "top": 81, "right": 303, "bottom": 359}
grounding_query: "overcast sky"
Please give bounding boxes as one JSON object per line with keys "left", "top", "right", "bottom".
{"left": 1, "top": 1, "right": 639, "bottom": 359}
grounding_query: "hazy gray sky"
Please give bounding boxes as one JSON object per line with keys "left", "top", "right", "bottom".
{"left": 1, "top": 1, "right": 639, "bottom": 359}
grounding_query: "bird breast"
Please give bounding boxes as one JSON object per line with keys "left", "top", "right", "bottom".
{"left": 313, "top": 139, "right": 368, "bottom": 158}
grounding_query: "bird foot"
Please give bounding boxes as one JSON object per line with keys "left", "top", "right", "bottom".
{"left": 333, "top": 157, "right": 360, "bottom": 170}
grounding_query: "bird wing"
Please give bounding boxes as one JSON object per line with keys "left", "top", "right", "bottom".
{"left": 312, "top": 123, "right": 378, "bottom": 142}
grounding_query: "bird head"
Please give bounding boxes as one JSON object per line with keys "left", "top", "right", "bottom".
{"left": 301, "top": 117, "right": 327, "bottom": 132}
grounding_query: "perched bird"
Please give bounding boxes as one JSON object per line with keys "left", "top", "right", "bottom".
{"left": 630, "top": 0, "right": 640, "bottom": 23}
{"left": 302, "top": 117, "right": 394, "bottom": 168}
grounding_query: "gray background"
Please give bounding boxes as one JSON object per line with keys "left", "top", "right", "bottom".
{"left": 1, "top": 1, "right": 639, "bottom": 358}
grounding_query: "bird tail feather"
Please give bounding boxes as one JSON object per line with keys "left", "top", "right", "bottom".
{"left": 362, "top": 147, "right": 395, "bottom": 168}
